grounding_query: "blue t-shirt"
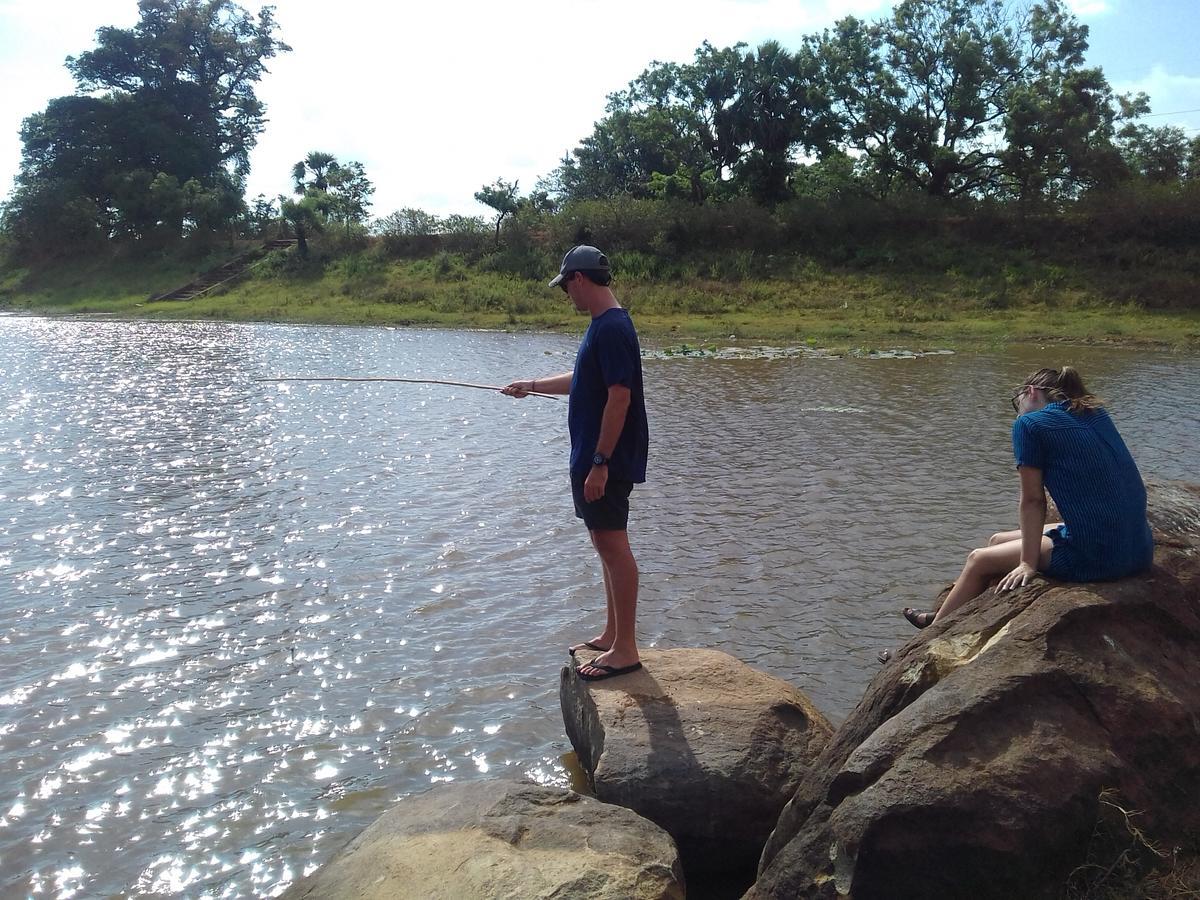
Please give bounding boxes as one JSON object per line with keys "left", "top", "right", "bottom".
{"left": 568, "top": 308, "right": 649, "bottom": 482}
{"left": 1012, "top": 401, "right": 1153, "bottom": 581}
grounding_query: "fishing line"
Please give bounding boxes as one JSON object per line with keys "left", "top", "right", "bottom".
{"left": 255, "top": 376, "right": 559, "bottom": 399}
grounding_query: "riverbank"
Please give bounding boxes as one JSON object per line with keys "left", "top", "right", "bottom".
{"left": 3, "top": 245, "right": 1199, "bottom": 350}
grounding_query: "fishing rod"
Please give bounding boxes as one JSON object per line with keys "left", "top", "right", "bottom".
{"left": 254, "top": 376, "right": 559, "bottom": 400}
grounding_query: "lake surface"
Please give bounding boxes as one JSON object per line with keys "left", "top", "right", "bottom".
{"left": 2, "top": 316, "right": 1198, "bottom": 897}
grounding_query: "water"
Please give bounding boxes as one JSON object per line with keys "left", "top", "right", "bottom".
{"left": 1, "top": 316, "right": 1197, "bottom": 898}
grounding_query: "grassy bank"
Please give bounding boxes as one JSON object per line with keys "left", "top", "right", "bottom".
{"left": 3, "top": 239, "right": 1199, "bottom": 350}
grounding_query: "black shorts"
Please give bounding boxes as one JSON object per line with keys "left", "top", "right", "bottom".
{"left": 571, "top": 472, "right": 634, "bottom": 531}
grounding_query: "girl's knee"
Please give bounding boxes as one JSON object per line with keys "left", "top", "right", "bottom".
{"left": 988, "top": 532, "right": 1006, "bottom": 546}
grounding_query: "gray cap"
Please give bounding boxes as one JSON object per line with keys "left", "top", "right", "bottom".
{"left": 548, "top": 245, "right": 609, "bottom": 287}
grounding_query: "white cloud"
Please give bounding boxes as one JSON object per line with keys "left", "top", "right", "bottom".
{"left": 1065, "top": 0, "right": 1114, "bottom": 16}
{"left": 1114, "top": 65, "right": 1200, "bottom": 127}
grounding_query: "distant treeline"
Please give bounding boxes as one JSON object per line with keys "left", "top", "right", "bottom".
{"left": 355, "top": 183, "right": 1196, "bottom": 310}
{"left": 1, "top": 0, "right": 1197, "bottom": 265}
{"left": 538, "top": 1, "right": 1200, "bottom": 207}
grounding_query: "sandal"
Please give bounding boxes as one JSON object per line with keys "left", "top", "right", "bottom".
{"left": 577, "top": 661, "right": 643, "bottom": 682}
{"left": 568, "top": 640, "right": 610, "bottom": 656}
{"left": 903, "top": 607, "right": 937, "bottom": 629}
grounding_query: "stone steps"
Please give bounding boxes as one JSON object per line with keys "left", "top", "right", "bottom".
{"left": 149, "top": 238, "right": 296, "bottom": 302}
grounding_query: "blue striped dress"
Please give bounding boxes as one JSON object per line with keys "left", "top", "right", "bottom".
{"left": 1011, "top": 401, "right": 1154, "bottom": 581}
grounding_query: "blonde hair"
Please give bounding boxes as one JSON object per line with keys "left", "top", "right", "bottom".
{"left": 1025, "top": 366, "right": 1103, "bottom": 412}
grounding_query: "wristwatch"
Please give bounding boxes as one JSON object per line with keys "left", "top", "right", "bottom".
{"left": 592, "top": 452, "right": 609, "bottom": 467}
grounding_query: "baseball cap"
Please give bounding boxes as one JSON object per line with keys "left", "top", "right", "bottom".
{"left": 548, "top": 245, "right": 610, "bottom": 287}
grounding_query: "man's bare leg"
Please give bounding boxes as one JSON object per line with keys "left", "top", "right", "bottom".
{"left": 569, "top": 534, "right": 617, "bottom": 654}
{"left": 578, "top": 528, "right": 639, "bottom": 673}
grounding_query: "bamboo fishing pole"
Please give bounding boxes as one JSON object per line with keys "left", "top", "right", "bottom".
{"left": 255, "top": 376, "right": 559, "bottom": 400}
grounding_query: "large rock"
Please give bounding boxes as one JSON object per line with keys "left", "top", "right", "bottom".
{"left": 281, "top": 780, "right": 684, "bottom": 900}
{"left": 561, "top": 648, "right": 833, "bottom": 884}
{"left": 750, "top": 480, "right": 1200, "bottom": 899}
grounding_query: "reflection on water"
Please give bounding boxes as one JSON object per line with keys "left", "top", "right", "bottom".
{"left": 1, "top": 318, "right": 1198, "bottom": 897}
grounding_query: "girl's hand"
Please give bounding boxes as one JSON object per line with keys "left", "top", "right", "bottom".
{"left": 999, "top": 561, "right": 1038, "bottom": 592}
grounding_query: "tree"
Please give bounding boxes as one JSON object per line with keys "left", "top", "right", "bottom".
{"left": 326, "top": 161, "right": 374, "bottom": 232}
{"left": 66, "top": 0, "right": 289, "bottom": 180}
{"left": 474, "top": 179, "right": 521, "bottom": 242}
{"left": 1118, "top": 123, "right": 1191, "bottom": 184}
{"left": 727, "top": 40, "right": 837, "bottom": 204}
{"left": 291, "top": 152, "right": 374, "bottom": 235}
{"left": 5, "top": 0, "right": 288, "bottom": 252}
{"left": 554, "top": 42, "right": 747, "bottom": 204}
{"left": 1002, "top": 68, "right": 1127, "bottom": 202}
{"left": 292, "top": 152, "right": 338, "bottom": 193}
{"left": 812, "top": 0, "right": 1118, "bottom": 199}
{"left": 245, "top": 193, "right": 278, "bottom": 236}
{"left": 554, "top": 38, "right": 837, "bottom": 206}
{"left": 790, "top": 152, "right": 865, "bottom": 200}
{"left": 279, "top": 194, "right": 323, "bottom": 257}
{"left": 373, "top": 208, "right": 442, "bottom": 236}
{"left": 439, "top": 214, "right": 490, "bottom": 236}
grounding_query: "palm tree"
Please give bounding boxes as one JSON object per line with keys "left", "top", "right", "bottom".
{"left": 292, "top": 151, "right": 338, "bottom": 194}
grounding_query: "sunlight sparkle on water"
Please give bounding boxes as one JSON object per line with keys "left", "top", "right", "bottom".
{"left": 9, "top": 322, "right": 1189, "bottom": 898}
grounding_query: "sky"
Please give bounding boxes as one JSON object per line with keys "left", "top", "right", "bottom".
{"left": 1, "top": 0, "right": 1198, "bottom": 220}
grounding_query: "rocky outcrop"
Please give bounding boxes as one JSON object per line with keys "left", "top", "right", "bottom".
{"left": 561, "top": 648, "right": 833, "bottom": 885}
{"left": 749, "top": 480, "right": 1200, "bottom": 900}
{"left": 281, "top": 780, "right": 684, "bottom": 900}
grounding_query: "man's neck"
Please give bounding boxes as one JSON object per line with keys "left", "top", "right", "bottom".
{"left": 587, "top": 289, "right": 620, "bottom": 318}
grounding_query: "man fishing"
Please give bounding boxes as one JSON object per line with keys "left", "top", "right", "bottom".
{"left": 503, "top": 245, "right": 649, "bottom": 682}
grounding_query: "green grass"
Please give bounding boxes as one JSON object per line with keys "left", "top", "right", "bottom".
{"left": 4, "top": 244, "right": 1199, "bottom": 351}
{"left": 0, "top": 245, "right": 238, "bottom": 313}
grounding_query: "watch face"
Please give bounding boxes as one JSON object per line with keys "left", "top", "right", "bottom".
{"left": 593, "top": 453, "right": 606, "bottom": 466}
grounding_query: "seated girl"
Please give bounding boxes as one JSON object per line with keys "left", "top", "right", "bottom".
{"left": 904, "top": 366, "right": 1154, "bottom": 629}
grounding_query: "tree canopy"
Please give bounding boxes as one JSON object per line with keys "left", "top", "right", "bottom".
{"left": 551, "top": 0, "right": 1180, "bottom": 208}
{"left": 283, "top": 151, "right": 375, "bottom": 251}
{"left": 553, "top": 39, "right": 833, "bottom": 206}
{"left": 3, "top": 0, "right": 1194, "bottom": 264}
{"left": 5, "top": 0, "right": 288, "bottom": 252}
{"left": 475, "top": 179, "right": 521, "bottom": 242}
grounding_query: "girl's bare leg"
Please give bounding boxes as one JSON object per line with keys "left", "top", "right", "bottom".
{"left": 933, "top": 535, "right": 1054, "bottom": 623}
{"left": 988, "top": 523, "right": 1062, "bottom": 546}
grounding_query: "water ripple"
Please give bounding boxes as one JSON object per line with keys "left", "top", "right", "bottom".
{"left": 1, "top": 318, "right": 1197, "bottom": 896}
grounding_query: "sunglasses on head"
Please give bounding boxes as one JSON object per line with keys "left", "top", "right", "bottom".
{"left": 1010, "top": 384, "right": 1048, "bottom": 412}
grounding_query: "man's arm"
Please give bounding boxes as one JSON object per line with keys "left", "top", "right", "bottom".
{"left": 502, "top": 372, "right": 572, "bottom": 397}
{"left": 584, "top": 384, "right": 631, "bottom": 502}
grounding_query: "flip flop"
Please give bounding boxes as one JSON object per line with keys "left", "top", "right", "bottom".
{"left": 577, "top": 661, "right": 643, "bottom": 682}
{"left": 568, "top": 640, "right": 610, "bottom": 656}
{"left": 903, "top": 607, "right": 936, "bottom": 629}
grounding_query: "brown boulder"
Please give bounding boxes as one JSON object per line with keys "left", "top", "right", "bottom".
{"left": 560, "top": 648, "right": 833, "bottom": 886}
{"left": 281, "top": 780, "right": 684, "bottom": 900}
{"left": 749, "top": 480, "right": 1200, "bottom": 899}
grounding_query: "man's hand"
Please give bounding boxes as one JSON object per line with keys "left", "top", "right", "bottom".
{"left": 998, "top": 561, "right": 1038, "bottom": 592}
{"left": 584, "top": 464, "right": 608, "bottom": 502}
{"left": 501, "top": 380, "right": 534, "bottom": 398}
